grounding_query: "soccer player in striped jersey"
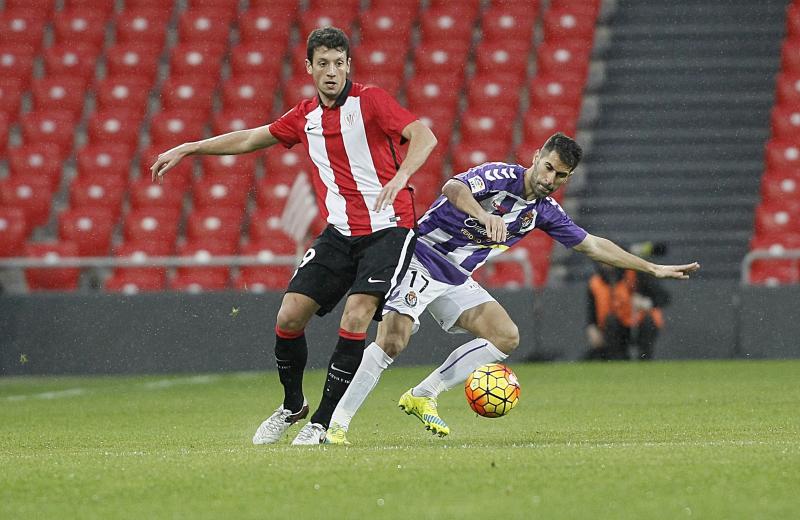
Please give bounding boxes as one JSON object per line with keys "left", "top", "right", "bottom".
{"left": 324, "top": 132, "right": 700, "bottom": 444}
{"left": 151, "top": 27, "right": 437, "bottom": 445}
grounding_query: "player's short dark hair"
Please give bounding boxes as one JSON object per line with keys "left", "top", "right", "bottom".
{"left": 306, "top": 26, "right": 350, "bottom": 62}
{"left": 541, "top": 132, "right": 583, "bottom": 171}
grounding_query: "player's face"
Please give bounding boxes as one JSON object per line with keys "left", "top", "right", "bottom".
{"left": 526, "top": 149, "right": 573, "bottom": 199}
{"left": 306, "top": 46, "right": 350, "bottom": 106}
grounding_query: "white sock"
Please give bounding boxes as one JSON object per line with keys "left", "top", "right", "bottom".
{"left": 412, "top": 338, "right": 507, "bottom": 398}
{"left": 329, "top": 342, "right": 393, "bottom": 430}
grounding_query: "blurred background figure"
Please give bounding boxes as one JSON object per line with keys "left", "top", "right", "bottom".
{"left": 585, "top": 242, "right": 671, "bottom": 361}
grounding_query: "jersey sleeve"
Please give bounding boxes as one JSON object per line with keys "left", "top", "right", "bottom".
{"left": 537, "top": 197, "right": 588, "bottom": 248}
{"left": 453, "top": 164, "right": 520, "bottom": 201}
{"left": 365, "top": 87, "right": 418, "bottom": 139}
{"left": 268, "top": 105, "right": 304, "bottom": 148}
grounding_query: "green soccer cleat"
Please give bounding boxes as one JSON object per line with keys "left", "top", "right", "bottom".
{"left": 398, "top": 388, "right": 450, "bottom": 437}
{"left": 323, "top": 423, "right": 351, "bottom": 446}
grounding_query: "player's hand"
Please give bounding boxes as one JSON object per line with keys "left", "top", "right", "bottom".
{"left": 374, "top": 172, "right": 409, "bottom": 212}
{"left": 480, "top": 213, "right": 507, "bottom": 243}
{"left": 652, "top": 262, "right": 700, "bottom": 280}
{"left": 150, "top": 143, "right": 193, "bottom": 184}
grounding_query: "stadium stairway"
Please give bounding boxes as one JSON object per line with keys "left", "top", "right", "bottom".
{"left": 564, "top": 0, "right": 787, "bottom": 281}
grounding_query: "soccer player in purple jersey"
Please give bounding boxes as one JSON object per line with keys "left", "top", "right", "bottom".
{"left": 323, "top": 133, "right": 700, "bottom": 444}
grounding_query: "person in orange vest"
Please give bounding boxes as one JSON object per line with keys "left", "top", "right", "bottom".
{"left": 585, "top": 262, "right": 670, "bottom": 360}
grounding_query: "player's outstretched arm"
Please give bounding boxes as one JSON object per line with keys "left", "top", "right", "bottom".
{"left": 374, "top": 121, "right": 437, "bottom": 211}
{"left": 574, "top": 234, "right": 700, "bottom": 280}
{"left": 150, "top": 125, "right": 279, "bottom": 183}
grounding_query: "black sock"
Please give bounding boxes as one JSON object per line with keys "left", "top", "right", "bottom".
{"left": 275, "top": 333, "right": 308, "bottom": 413}
{"left": 310, "top": 335, "right": 366, "bottom": 428}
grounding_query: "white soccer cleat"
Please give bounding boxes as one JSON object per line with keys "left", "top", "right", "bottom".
{"left": 252, "top": 400, "right": 309, "bottom": 445}
{"left": 290, "top": 422, "right": 326, "bottom": 445}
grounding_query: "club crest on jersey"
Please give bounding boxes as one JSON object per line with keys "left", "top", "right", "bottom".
{"left": 520, "top": 209, "right": 538, "bottom": 232}
{"left": 404, "top": 290, "right": 418, "bottom": 307}
{"left": 468, "top": 176, "right": 485, "bottom": 193}
{"left": 344, "top": 111, "right": 358, "bottom": 129}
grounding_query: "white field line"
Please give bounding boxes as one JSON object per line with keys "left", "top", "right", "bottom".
{"left": 3, "top": 374, "right": 221, "bottom": 401}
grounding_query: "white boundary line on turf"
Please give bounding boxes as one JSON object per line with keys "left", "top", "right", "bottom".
{"left": 4, "top": 388, "right": 87, "bottom": 401}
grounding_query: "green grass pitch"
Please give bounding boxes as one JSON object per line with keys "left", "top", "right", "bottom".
{"left": 1, "top": 360, "right": 798, "bottom": 519}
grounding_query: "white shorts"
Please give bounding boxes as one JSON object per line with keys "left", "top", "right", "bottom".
{"left": 383, "top": 255, "right": 496, "bottom": 334}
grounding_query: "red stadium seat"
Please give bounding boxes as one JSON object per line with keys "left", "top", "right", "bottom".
{"left": 105, "top": 270, "right": 166, "bottom": 293}
{"left": 221, "top": 76, "right": 277, "bottom": 115}
{"left": 20, "top": 110, "right": 77, "bottom": 160}
{"left": 776, "top": 72, "right": 800, "bottom": 107}
{"left": 149, "top": 111, "right": 207, "bottom": 149}
{"left": 65, "top": 0, "right": 116, "bottom": 17}
{"left": 413, "top": 42, "right": 470, "bottom": 77}
{"left": 128, "top": 177, "right": 185, "bottom": 212}
{"left": 229, "top": 43, "right": 286, "bottom": 78}
{"left": 30, "top": 76, "right": 87, "bottom": 119}
{"left": 0, "top": 177, "right": 52, "bottom": 227}
{"left": 406, "top": 74, "right": 461, "bottom": 114}
{"left": 474, "top": 41, "right": 531, "bottom": 81}
{"left": 761, "top": 169, "right": 800, "bottom": 206}
{"left": 459, "top": 107, "right": 517, "bottom": 144}
{"left": 358, "top": 7, "right": 414, "bottom": 44}
{"left": 410, "top": 104, "right": 458, "bottom": 144}
{"left": 237, "top": 8, "right": 294, "bottom": 45}
{"left": 481, "top": 4, "right": 538, "bottom": 44}
{"left": 234, "top": 236, "right": 297, "bottom": 292}
{"left": 201, "top": 154, "right": 258, "bottom": 186}
{"left": 466, "top": 74, "right": 522, "bottom": 110}
{"left": 186, "top": 207, "right": 244, "bottom": 251}
{"left": 358, "top": 71, "right": 403, "bottom": 96}
{"left": 419, "top": 6, "right": 476, "bottom": 45}
{"left": 170, "top": 270, "right": 230, "bottom": 292}
{"left": 352, "top": 41, "right": 408, "bottom": 78}
{"left": 782, "top": 39, "right": 800, "bottom": 74}
{"left": 160, "top": 76, "right": 216, "bottom": 117}
{"left": 0, "top": 10, "right": 46, "bottom": 52}
{"left": 110, "top": 239, "right": 173, "bottom": 284}
{"left": 58, "top": 207, "right": 116, "bottom": 256}
{"left": 4, "top": 0, "right": 55, "bottom": 16}
{"left": 192, "top": 176, "right": 250, "bottom": 212}
{"left": 212, "top": 110, "right": 266, "bottom": 134}
{"left": 450, "top": 140, "right": 511, "bottom": 174}
{"left": 254, "top": 178, "right": 291, "bottom": 216}
{"left": 140, "top": 144, "right": 195, "bottom": 192}
{"left": 104, "top": 43, "right": 161, "bottom": 82}
{"left": 536, "top": 41, "right": 591, "bottom": 79}
{"left": 0, "top": 78, "right": 23, "bottom": 120}
{"left": 188, "top": 0, "right": 239, "bottom": 18}
{"left": 95, "top": 75, "right": 153, "bottom": 115}
{"left": 0, "top": 114, "right": 7, "bottom": 157}
{"left": 263, "top": 147, "right": 315, "bottom": 179}
{"left": 24, "top": 241, "right": 81, "bottom": 291}
{"left": 754, "top": 202, "right": 800, "bottom": 236}
{"left": 178, "top": 9, "right": 233, "bottom": 44}
{"left": 172, "top": 239, "right": 234, "bottom": 290}
{"left": 125, "top": 0, "right": 174, "bottom": 12}
{"left": 368, "top": 0, "right": 421, "bottom": 18}
{"left": 0, "top": 44, "right": 36, "bottom": 91}
{"left": 0, "top": 207, "right": 28, "bottom": 257}
{"left": 52, "top": 10, "right": 107, "bottom": 51}
{"left": 529, "top": 75, "right": 585, "bottom": 111}
{"left": 42, "top": 44, "right": 99, "bottom": 82}
{"left": 86, "top": 110, "right": 142, "bottom": 153}
{"left": 765, "top": 141, "right": 800, "bottom": 172}
{"left": 7, "top": 144, "right": 63, "bottom": 192}
{"left": 475, "top": 261, "right": 528, "bottom": 289}
{"left": 771, "top": 105, "right": 800, "bottom": 141}
{"left": 521, "top": 106, "right": 579, "bottom": 148}
{"left": 298, "top": 8, "right": 357, "bottom": 39}
{"left": 248, "top": 207, "right": 288, "bottom": 243}
{"left": 169, "top": 42, "right": 227, "bottom": 79}
{"left": 115, "top": 8, "right": 171, "bottom": 50}
{"left": 542, "top": 6, "right": 597, "bottom": 45}
{"left": 69, "top": 175, "right": 127, "bottom": 219}
{"left": 750, "top": 233, "right": 800, "bottom": 252}
{"left": 282, "top": 73, "right": 318, "bottom": 110}
{"left": 75, "top": 144, "right": 133, "bottom": 183}
{"left": 124, "top": 207, "right": 182, "bottom": 246}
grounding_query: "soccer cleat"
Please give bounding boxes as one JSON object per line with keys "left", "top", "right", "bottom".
{"left": 252, "top": 400, "right": 309, "bottom": 445}
{"left": 291, "top": 422, "right": 326, "bottom": 445}
{"left": 323, "top": 423, "right": 351, "bottom": 445}
{"left": 398, "top": 388, "right": 450, "bottom": 437}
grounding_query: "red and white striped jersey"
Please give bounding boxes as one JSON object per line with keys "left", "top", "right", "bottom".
{"left": 269, "top": 81, "right": 418, "bottom": 236}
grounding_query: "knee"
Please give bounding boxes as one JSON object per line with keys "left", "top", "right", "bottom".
{"left": 380, "top": 332, "right": 409, "bottom": 358}
{"left": 340, "top": 299, "right": 378, "bottom": 332}
{"left": 489, "top": 323, "right": 519, "bottom": 354}
{"left": 276, "top": 304, "right": 309, "bottom": 331}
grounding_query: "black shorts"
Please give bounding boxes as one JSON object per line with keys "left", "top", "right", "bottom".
{"left": 287, "top": 225, "right": 417, "bottom": 319}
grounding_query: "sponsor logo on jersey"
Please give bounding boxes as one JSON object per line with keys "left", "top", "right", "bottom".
{"left": 468, "top": 176, "right": 486, "bottom": 193}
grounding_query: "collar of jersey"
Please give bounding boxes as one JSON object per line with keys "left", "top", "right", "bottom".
{"left": 318, "top": 79, "right": 353, "bottom": 109}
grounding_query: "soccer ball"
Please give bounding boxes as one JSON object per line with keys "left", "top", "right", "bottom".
{"left": 464, "top": 363, "right": 521, "bottom": 418}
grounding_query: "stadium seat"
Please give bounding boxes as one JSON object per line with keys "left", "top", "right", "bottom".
{"left": 109, "top": 240, "right": 173, "bottom": 285}
{"left": 264, "top": 147, "right": 315, "bottom": 179}
{"left": 369, "top": 0, "right": 421, "bottom": 18}
{"left": 761, "top": 170, "right": 800, "bottom": 206}
{"left": 0, "top": 177, "right": 52, "bottom": 228}
{"left": 781, "top": 39, "right": 800, "bottom": 74}
{"left": 529, "top": 75, "right": 586, "bottom": 111}
{"left": 765, "top": 141, "right": 800, "bottom": 172}
{"left": 282, "top": 73, "right": 318, "bottom": 110}
{"left": 115, "top": 8, "right": 171, "bottom": 50}
{"left": 352, "top": 41, "right": 408, "bottom": 78}
{"left": 474, "top": 41, "right": 531, "bottom": 81}
{"left": 0, "top": 10, "right": 47, "bottom": 52}
{"left": 308, "top": 0, "right": 361, "bottom": 11}
{"left": 149, "top": 111, "right": 207, "bottom": 149}
{"left": 221, "top": 76, "right": 277, "bottom": 115}
{"left": 24, "top": 241, "right": 81, "bottom": 291}
{"left": 169, "top": 42, "right": 227, "bottom": 79}
{"left": 0, "top": 44, "right": 36, "bottom": 91}
{"left": 140, "top": 144, "right": 195, "bottom": 192}
{"left": 75, "top": 144, "right": 133, "bottom": 183}
{"left": 0, "top": 78, "right": 23, "bottom": 121}
{"left": 123, "top": 207, "right": 182, "bottom": 247}
{"left": 105, "top": 270, "right": 166, "bottom": 293}
{"left": 201, "top": 154, "right": 258, "bottom": 187}
{"left": 188, "top": 0, "right": 239, "bottom": 18}
{"left": 288, "top": 45, "right": 313, "bottom": 77}
{"left": 405, "top": 74, "right": 461, "bottom": 114}
{"left": 42, "top": 44, "right": 98, "bottom": 82}
{"left": 466, "top": 74, "right": 522, "bottom": 110}
{"left": 86, "top": 110, "right": 142, "bottom": 153}
{"left": 178, "top": 9, "right": 233, "bottom": 44}
{"left": 104, "top": 43, "right": 161, "bottom": 82}
{"left": 30, "top": 76, "right": 87, "bottom": 119}
{"left": 771, "top": 105, "right": 800, "bottom": 141}
{"left": 20, "top": 110, "right": 77, "bottom": 160}
{"left": 7, "top": 144, "right": 63, "bottom": 192}
{"left": 237, "top": 8, "right": 294, "bottom": 45}
{"left": 754, "top": 202, "right": 800, "bottom": 236}
{"left": 58, "top": 207, "right": 116, "bottom": 257}
{"left": 358, "top": 6, "right": 414, "bottom": 44}
{"left": 94, "top": 75, "right": 152, "bottom": 115}
{"left": 410, "top": 104, "right": 458, "bottom": 144}
{"left": 254, "top": 179, "right": 291, "bottom": 216}
{"left": 128, "top": 178, "right": 186, "bottom": 212}
{"left": 450, "top": 141, "right": 511, "bottom": 174}
{"left": 4, "top": 0, "right": 55, "bottom": 16}
{"left": 474, "top": 261, "right": 527, "bottom": 289}
{"left": 170, "top": 270, "right": 230, "bottom": 292}
{"left": 52, "top": 10, "right": 108, "bottom": 51}
{"left": 229, "top": 43, "right": 286, "bottom": 78}
{"left": 171, "top": 239, "right": 234, "bottom": 291}
{"left": 248, "top": 207, "right": 288, "bottom": 243}
{"left": 748, "top": 257, "right": 799, "bottom": 286}
{"left": 521, "top": 106, "right": 580, "bottom": 148}
{"left": 186, "top": 207, "right": 244, "bottom": 251}
{"left": 65, "top": 0, "right": 116, "bottom": 17}
{"left": 212, "top": 110, "right": 266, "bottom": 135}
{"left": 420, "top": 5, "right": 476, "bottom": 45}
{"left": 159, "top": 76, "right": 216, "bottom": 117}
{"left": 536, "top": 41, "right": 591, "bottom": 80}
{"left": 481, "top": 4, "right": 538, "bottom": 44}
{"left": 459, "top": 107, "right": 517, "bottom": 144}
{"left": 413, "top": 43, "right": 470, "bottom": 77}
{"left": 69, "top": 175, "right": 127, "bottom": 219}
{"left": 0, "top": 207, "right": 28, "bottom": 257}
{"left": 542, "top": 6, "right": 598, "bottom": 45}
{"left": 234, "top": 236, "right": 297, "bottom": 292}
{"left": 0, "top": 114, "right": 7, "bottom": 157}
{"left": 776, "top": 72, "right": 800, "bottom": 107}
{"left": 299, "top": 8, "right": 357, "bottom": 38}
{"left": 124, "top": 0, "right": 174, "bottom": 12}
{"left": 191, "top": 177, "right": 250, "bottom": 212}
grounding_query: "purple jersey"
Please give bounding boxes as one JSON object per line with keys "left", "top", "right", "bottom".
{"left": 414, "top": 162, "right": 587, "bottom": 284}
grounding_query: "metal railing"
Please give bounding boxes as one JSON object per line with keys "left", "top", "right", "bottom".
{"left": 740, "top": 248, "right": 800, "bottom": 285}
